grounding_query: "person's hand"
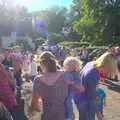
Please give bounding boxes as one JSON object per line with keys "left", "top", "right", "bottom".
{"left": 28, "top": 106, "right": 34, "bottom": 113}
{"left": 27, "top": 106, "right": 35, "bottom": 117}
{"left": 80, "top": 85, "right": 85, "bottom": 92}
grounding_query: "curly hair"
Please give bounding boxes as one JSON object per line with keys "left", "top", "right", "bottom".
{"left": 63, "top": 56, "right": 83, "bottom": 72}
{"left": 38, "top": 51, "right": 57, "bottom": 73}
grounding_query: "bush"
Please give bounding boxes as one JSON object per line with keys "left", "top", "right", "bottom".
{"left": 75, "top": 46, "right": 108, "bottom": 53}
{"left": 23, "top": 40, "right": 33, "bottom": 51}
{"left": 35, "top": 37, "right": 45, "bottom": 45}
{"left": 0, "top": 48, "right": 5, "bottom": 53}
{"left": 60, "top": 41, "right": 89, "bottom": 48}
{"left": 48, "top": 33, "right": 64, "bottom": 44}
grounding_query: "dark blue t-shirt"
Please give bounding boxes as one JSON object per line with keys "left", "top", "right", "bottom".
{"left": 74, "top": 62, "right": 100, "bottom": 105}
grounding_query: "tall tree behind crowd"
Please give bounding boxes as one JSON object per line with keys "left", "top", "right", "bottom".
{"left": 73, "top": 0, "right": 120, "bottom": 45}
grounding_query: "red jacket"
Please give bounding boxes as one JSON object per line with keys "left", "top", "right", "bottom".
{"left": 99, "top": 70, "right": 107, "bottom": 81}
{"left": 0, "top": 64, "right": 16, "bottom": 110}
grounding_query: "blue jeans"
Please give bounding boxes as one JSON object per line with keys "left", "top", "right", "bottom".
{"left": 65, "top": 95, "right": 73, "bottom": 120}
{"left": 77, "top": 101, "right": 95, "bottom": 120}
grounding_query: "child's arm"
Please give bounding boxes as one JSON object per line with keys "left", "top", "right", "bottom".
{"left": 70, "top": 83, "right": 85, "bottom": 92}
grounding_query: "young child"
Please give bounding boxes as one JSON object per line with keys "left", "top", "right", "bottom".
{"left": 96, "top": 83, "right": 106, "bottom": 120}
{"left": 99, "top": 70, "right": 107, "bottom": 82}
{"left": 63, "top": 56, "right": 84, "bottom": 120}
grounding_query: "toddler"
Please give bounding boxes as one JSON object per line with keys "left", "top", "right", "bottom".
{"left": 63, "top": 56, "right": 84, "bottom": 120}
{"left": 96, "top": 83, "right": 106, "bottom": 120}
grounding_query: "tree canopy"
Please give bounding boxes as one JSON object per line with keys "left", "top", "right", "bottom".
{"left": 73, "top": 0, "right": 120, "bottom": 45}
{"left": 1, "top": 0, "right": 120, "bottom": 46}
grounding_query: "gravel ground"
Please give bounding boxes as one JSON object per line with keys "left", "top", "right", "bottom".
{"left": 22, "top": 81, "right": 120, "bottom": 120}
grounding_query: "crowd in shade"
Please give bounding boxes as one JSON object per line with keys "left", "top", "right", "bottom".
{"left": 0, "top": 44, "right": 119, "bottom": 120}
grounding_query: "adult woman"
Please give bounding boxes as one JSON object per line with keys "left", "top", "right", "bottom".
{"left": 75, "top": 52, "right": 118, "bottom": 120}
{"left": 30, "top": 51, "right": 81, "bottom": 120}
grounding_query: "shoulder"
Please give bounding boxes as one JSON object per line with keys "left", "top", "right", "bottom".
{"left": 82, "top": 62, "right": 99, "bottom": 77}
{"left": 60, "top": 71, "right": 75, "bottom": 84}
{"left": 33, "top": 75, "right": 44, "bottom": 91}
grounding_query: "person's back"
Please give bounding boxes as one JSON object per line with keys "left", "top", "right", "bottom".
{"left": 33, "top": 73, "right": 68, "bottom": 120}
{"left": 75, "top": 62, "right": 100, "bottom": 120}
{"left": 30, "top": 51, "right": 75, "bottom": 120}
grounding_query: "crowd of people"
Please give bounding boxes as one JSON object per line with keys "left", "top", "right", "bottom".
{"left": 0, "top": 44, "right": 119, "bottom": 120}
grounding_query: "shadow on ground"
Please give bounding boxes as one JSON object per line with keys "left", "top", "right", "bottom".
{"left": 105, "top": 80, "right": 120, "bottom": 93}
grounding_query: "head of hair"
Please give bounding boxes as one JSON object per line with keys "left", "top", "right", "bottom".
{"left": 39, "top": 51, "right": 57, "bottom": 73}
{"left": 39, "top": 51, "right": 56, "bottom": 60}
{"left": 63, "top": 56, "right": 83, "bottom": 72}
{"left": 94, "top": 52, "right": 118, "bottom": 76}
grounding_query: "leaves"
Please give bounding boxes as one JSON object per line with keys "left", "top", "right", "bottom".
{"left": 72, "top": 0, "right": 120, "bottom": 45}
{"left": 33, "top": 6, "right": 68, "bottom": 33}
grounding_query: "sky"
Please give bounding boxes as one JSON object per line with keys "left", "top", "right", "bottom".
{"left": 14, "top": 0, "right": 72, "bottom": 12}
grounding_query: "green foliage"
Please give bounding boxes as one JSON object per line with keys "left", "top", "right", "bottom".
{"left": 0, "top": 1, "right": 32, "bottom": 36}
{"left": 34, "top": 6, "right": 68, "bottom": 33}
{"left": 73, "top": 0, "right": 120, "bottom": 45}
{"left": 35, "top": 37, "right": 45, "bottom": 45}
{"left": 60, "top": 41, "right": 89, "bottom": 47}
{"left": 9, "top": 40, "right": 32, "bottom": 51}
{"left": 48, "top": 33, "right": 64, "bottom": 44}
{"left": 23, "top": 40, "right": 32, "bottom": 51}
{"left": 0, "top": 48, "right": 5, "bottom": 53}
{"left": 75, "top": 46, "right": 108, "bottom": 53}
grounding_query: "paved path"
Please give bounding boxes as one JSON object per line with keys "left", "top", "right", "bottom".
{"left": 22, "top": 81, "right": 120, "bottom": 120}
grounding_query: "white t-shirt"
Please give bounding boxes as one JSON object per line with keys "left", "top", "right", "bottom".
{"left": 29, "top": 61, "right": 38, "bottom": 76}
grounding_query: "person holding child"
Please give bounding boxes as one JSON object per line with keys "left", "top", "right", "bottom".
{"left": 29, "top": 52, "right": 84, "bottom": 120}
{"left": 75, "top": 52, "right": 118, "bottom": 120}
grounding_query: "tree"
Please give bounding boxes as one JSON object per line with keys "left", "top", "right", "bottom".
{"left": 73, "top": 0, "right": 120, "bottom": 45}
{"left": 0, "top": 0, "right": 14, "bottom": 36}
{"left": 33, "top": 6, "right": 68, "bottom": 33}
{"left": 0, "top": 0, "right": 33, "bottom": 37}
{"left": 63, "top": 7, "right": 82, "bottom": 41}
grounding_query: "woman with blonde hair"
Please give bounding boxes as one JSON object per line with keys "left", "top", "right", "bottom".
{"left": 76, "top": 52, "right": 118, "bottom": 120}
{"left": 29, "top": 52, "right": 83, "bottom": 120}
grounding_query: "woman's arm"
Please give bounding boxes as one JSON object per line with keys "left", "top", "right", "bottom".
{"left": 29, "top": 77, "right": 42, "bottom": 112}
{"left": 70, "top": 83, "right": 85, "bottom": 92}
{"left": 31, "top": 91, "right": 41, "bottom": 110}
{"left": 64, "top": 72, "right": 85, "bottom": 92}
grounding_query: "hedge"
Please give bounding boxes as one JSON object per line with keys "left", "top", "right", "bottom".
{"left": 75, "top": 46, "right": 108, "bottom": 53}
{"left": 60, "top": 41, "right": 89, "bottom": 48}
{"left": 35, "top": 37, "right": 45, "bottom": 45}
